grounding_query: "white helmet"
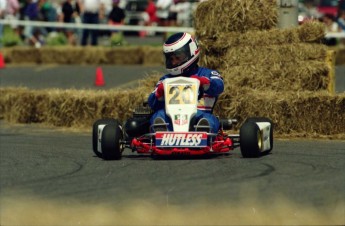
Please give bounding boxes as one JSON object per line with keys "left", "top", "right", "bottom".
{"left": 163, "top": 32, "right": 200, "bottom": 76}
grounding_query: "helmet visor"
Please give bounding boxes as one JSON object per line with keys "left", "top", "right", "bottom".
{"left": 164, "top": 43, "right": 192, "bottom": 69}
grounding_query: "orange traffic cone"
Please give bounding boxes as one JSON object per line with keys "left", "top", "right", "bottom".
{"left": 94, "top": 67, "right": 105, "bottom": 86}
{"left": 0, "top": 52, "right": 5, "bottom": 69}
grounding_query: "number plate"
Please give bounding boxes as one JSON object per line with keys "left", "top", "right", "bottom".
{"left": 166, "top": 84, "right": 197, "bottom": 105}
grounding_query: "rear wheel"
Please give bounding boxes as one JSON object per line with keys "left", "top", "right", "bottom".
{"left": 101, "top": 123, "right": 123, "bottom": 160}
{"left": 245, "top": 117, "right": 273, "bottom": 153}
{"left": 240, "top": 122, "right": 262, "bottom": 158}
{"left": 92, "top": 119, "right": 118, "bottom": 158}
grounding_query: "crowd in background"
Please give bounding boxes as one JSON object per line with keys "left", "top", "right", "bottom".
{"left": 298, "top": 0, "right": 345, "bottom": 45}
{"left": 0, "top": 0, "right": 205, "bottom": 47}
{"left": 0, "top": 0, "right": 345, "bottom": 47}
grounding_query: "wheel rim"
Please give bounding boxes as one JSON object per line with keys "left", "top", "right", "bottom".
{"left": 119, "top": 137, "right": 124, "bottom": 152}
{"left": 257, "top": 130, "right": 263, "bottom": 151}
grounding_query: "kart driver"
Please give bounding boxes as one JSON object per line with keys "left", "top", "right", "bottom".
{"left": 148, "top": 32, "right": 224, "bottom": 133}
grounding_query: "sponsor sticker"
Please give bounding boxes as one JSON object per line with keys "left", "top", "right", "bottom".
{"left": 156, "top": 132, "right": 207, "bottom": 147}
{"left": 211, "top": 71, "right": 220, "bottom": 76}
{"left": 174, "top": 114, "right": 188, "bottom": 125}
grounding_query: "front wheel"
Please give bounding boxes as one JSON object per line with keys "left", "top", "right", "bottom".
{"left": 245, "top": 117, "right": 273, "bottom": 153}
{"left": 101, "top": 123, "right": 123, "bottom": 160}
{"left": 92, "top": 118, "right": 118, "bottom": 158}
{"left": 240, "top": 122, "right": 262, "bottom": 158}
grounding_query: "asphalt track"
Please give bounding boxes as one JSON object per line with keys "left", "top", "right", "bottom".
{"left": 0, "top": 64, "right": 344, "bottom": 92}
{"left": 0, "top": 65, "right": 344, "bottom": 225}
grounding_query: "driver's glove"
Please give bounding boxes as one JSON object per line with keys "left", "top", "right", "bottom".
{"left": 155, "top": 82, "right": 164, "bottom": 100}
{"left": 191, "top": 75, "right": 210, "bottom": 91}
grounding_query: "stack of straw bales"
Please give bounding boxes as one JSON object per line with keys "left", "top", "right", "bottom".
{"left": 193, "top": 0, "right": 344, "bottom": 137}
{"left": 0, "top": 87, "right": 148, "bottom": 128}
{"left": 194, "top": 0, "right": 278, "bottom": 36}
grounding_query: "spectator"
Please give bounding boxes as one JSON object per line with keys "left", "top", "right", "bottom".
{"left": 3, "top": 0, "right": 20, "bottom": 43}
{"left": 0, "top": 0, "right": 6, "bottom": 47}
{"left": 61, "top": 0, "right": 80, "bottom": 45}
{"left": 167, "top": 0, "right": 177, "bottom": 26}
{"left": 23, "top": 0, "right": 45, "bottom": 47}
{"left": 143, "top": 0, "right": 158, "bottom": 36}
{"left": 107, "top": 0, "right": 125, "bottom": 40}
{"left": 156, "top": 0, "right": 173, "bottom": 39}
{"left": 80, "top": 0, "right": 103, "bottom": 46}
{"left": 338, "top": 10, "right": 345, "bottom": 31}
{"left": 0, "top": 0, "right": 5, "bottom": 18}
{"left": 101, "top": 0, "right": 112, "bottom": 18}
{"left": 5, "top": 0, "right": 20, "bottom": 21}
{"left": 145, "top": 0, "right": 158, "bottom": 26}
{"left": 24, "top": 0, "right": 40, "bottom": 21}
{"left": 108, "top": 0, "right": 125, "bottom": 25}
{"left": 175, "top": 0, "right": 192, "bottom": 27}
{"left": 39, "top": 0, "right": 58, "bottom": 32}
{"left": 300, "top": 0, "right": 322, "bottom": 21}
{"left": 321, "top": 13, "right": 339, "bottom": 46}
{"left": 156, "top": 0, "right": 173, "bottom": 27}
{"left": 17, "top": 0, "right": 29, "bottom": 41}
{"left": 337, "top": 10, "right": 345, "bottom": 46}
{"left": 0, "top": 0, "right": 5, "bottom": 16}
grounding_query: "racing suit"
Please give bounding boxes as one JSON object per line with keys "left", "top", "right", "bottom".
{"left": 148, "top": 66, "right": 224, "bottom": 133}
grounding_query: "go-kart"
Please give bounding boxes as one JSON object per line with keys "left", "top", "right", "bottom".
{"left": 92, "top": 77, "right": 273, "bottom": 160}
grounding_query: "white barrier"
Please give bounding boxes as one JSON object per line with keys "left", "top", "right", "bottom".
{"left": 1, "top": 19, "right": 344, "bottom": 38}
{"left": 0, "top": 19, "right": 194, "bottom": 33}
{"left": 325, "top": 32, "right": 345, "bottom": 39}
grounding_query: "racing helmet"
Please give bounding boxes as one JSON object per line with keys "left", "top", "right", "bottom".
{"left": 163, "top": 32, "right": 200, "bottom": 76}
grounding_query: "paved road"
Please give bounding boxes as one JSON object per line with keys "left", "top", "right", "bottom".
{"left": 0, "top": 65, "right": 344, "bottom": 92}
{"left": 0, "top": 65, "right": 166, "bottom": 90}
{"left": 0, "top": 121, "right": 344, "bottom": 225}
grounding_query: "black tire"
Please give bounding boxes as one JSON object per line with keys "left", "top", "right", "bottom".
{"left": 101, "top": 123, "right": 123, "bottom": 160}
{"left": 240, "top": 122, "right": 261, "bottom": 158}
{"left": 245, "top": 117, "right": 273, "bottom": 152}
{"left": 92, "top": 118, "right": 118, "bottom": 158}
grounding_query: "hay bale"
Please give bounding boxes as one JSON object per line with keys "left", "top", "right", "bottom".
{"left": 216, "top": 89, "right": 345, "bottom": 136}
{"left": 45, "top": 88, "right": 149, "bottom": 127}
{"left": 81, "top": 47, "right": 109, "bottom": 64}
{"left": 194, "top": 0, "right": 278, "bottom": 37}
{"left": 0, "top": 48, "right": 11, "bottom": 64}
{"left": 0, "top": 88, "right": 47, "bottom": 123}
{"left": 4, "top": 47, "right": 41, "bottom": 64}
{"left": 335, "top": 46, "right": 345, "bottom": 65}
{"left": 1, "top": 86, "right": 344, "bottom": 137}
{"left": 0, "top": 87, "right": 149, "bottom": 128}
{"left": 201, "top": 43, "right": 328, "bottom": 69}
{"left": 197, "top": 21, "right": 325, "bottom": 53}
{"left": 216, "top": 60, "right": 329, "bottom": 92}
{"left": 198, "top": 29, "right": 299, "bottom": 53}
{"left": 297, "top": 20, "right": 326, "bottom": 43}
{"left": 105, "top": 47, "right": 143, "bottom": 64}
{"left": 141, "top": 46, "right": 164, "bottom": 65}
{"left": 140, "top": 73, "right": 161, "bottom": 89}
{"left": 199, "top": 43, "right": 328, "bottom": 71}
{"left": 39, "top": 47, "right": 87, "bottom": 64}
{"left": 326, "top": 50, "right": 336, "bottom": 94}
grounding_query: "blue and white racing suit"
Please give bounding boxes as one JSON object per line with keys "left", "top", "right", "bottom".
{"left": 148, "top": 66, "right": 224, "bottom": 133}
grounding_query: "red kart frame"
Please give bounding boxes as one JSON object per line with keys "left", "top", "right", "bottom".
{"left": 131, "top": 130, "right": 236, "bottom": 156}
